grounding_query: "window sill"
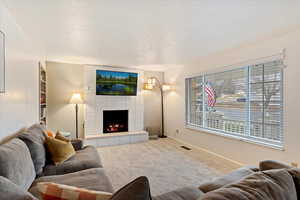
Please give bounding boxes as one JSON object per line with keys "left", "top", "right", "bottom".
{"left": 185, "top": 125, "right": 284, "bottom": 151}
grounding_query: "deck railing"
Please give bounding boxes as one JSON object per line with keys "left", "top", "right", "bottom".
{"left": 188, "top": 112, "right": 281, "bottom": 141}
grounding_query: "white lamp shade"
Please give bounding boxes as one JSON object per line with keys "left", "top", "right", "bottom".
{"left": 143, "top": 83, "right": 154, "bottom": 90}
{"left": 70, "top": 93, "right": 83, "bottom": 104}
{"left": 162, "top": 84, "right": 171, "bottom": 91}
{"left": 147, "top": 78, "right": 156, "bottom": 85}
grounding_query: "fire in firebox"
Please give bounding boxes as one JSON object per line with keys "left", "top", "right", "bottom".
{"left": 106, "top": 123, "right": 125, "bottom": 132}
{"left": 103, "top": 110, "right": 128, "bottom": 134}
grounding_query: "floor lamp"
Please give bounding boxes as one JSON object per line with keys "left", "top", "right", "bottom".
{"left": 144, "top": 77, "right": 171, "bottom": 138}
{"left": 70, "top": 93, "right": 83, "bottom": 139}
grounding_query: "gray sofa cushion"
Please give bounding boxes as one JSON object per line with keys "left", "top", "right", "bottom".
{"left": 201, "top": 169, "right": 297, "bottom": 200}
{"left": 18, "top": 124, "right": 47, "bottom": 176}
{"left": 153, "top": 187, "right": 203, "bottom": 200}
{"left": 259, "top": 160, "right": 292, "bottom": 171}
{"left": 286, "top": 168, "right": 300, "bottom": 200}
{"left": 110, "top": 176, "right": 151, "bottom": 200}
{"left": 199, "top": 166, "right": 257, "bottom": 193}
{"left": 29, "top": 168, "right": 114, "bottom": 198}
{"left": 42, "top": 145, "right": 103, "bottom": 176}
{"left": 0, "top": 176, "right": 38, "bottom": 200}
{"left": 0, "top": 138, "right": 36, "bottom": 190}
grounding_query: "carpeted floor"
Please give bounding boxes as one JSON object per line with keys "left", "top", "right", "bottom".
{"left": 97, "top": 138, "right": 240, "bottom": 196}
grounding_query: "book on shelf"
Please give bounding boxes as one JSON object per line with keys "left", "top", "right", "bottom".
{"left": 41, "top": 107, "right": 47, "bottom": 119}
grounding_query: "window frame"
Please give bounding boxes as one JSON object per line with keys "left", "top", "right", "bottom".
{"left": 185, "top": 61, "right": 284, "bottom": 150}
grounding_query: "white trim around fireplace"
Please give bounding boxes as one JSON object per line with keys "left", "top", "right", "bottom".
{"left": 84, "top": 131, "right": 149, "bottom": 147}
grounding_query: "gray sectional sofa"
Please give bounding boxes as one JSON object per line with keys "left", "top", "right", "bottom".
{"left": 0, "top": 124, "right": 202, "bottom": 200}
{"left": 1, "top": 123, "right": 299, "bottom": 200}
{"left": 0, "top": 124, "right": 114, "bottom": 199}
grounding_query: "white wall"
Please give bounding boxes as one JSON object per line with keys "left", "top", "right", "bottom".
{"left": 47, "top": 61, "right": 163, "bottom": 138}
{"left": 0, "top": 2, "right": 45, "bottom": 140}
{"left": 143, "top": 71, "right": 164, "bottom": 135}
{"left": 47, "top": 62, "right": 84, "bottom": 138}
{"left": 164, "top": 27, "right": 300, "bottom": 166}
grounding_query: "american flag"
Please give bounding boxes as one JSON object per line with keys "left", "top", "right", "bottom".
{"left": 205, "top": 82, "right": 216, "bottom": 107}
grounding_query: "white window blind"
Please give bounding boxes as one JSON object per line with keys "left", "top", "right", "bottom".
{"left": 186, "top": 76, "right": 203, "bottom": 127}
{"left": 249, "top": 60, "right": 283, "bottom": 144}
{"left": 186, "top": 59, "right": 283, "bottom": 148}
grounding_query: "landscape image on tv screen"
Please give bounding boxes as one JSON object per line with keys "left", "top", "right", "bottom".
{"left": 96, "top": 70, "right": 138, "bottom": 96}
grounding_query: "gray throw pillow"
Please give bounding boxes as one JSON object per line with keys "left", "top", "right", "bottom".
{"left": 0, "top": 176, "right": 37, "bottom": 200}
{"left": 199, "top": 166, "right": 257, "bottom": 193}
{"left": 27, "top": 124, "right": 47, "bottom": 141}
{"left": 259, "top": 160, "right": 291, "bottom": 171}
{"left": 286, "top": 168, "right": 300, "bottom": 200}
{"left": 18, "top": 124, "right": 47, "bottom": 175}
{"left": 0, "top": 138, "right": 36, "bottom": 190}
{"left": 201, "top": 169, "right": 297, "bottom": 200}
{"left": 110, "top": 176, "right": 152, "bottom": 200}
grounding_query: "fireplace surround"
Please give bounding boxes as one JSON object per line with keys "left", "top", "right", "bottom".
{"left": 84, "top": 65, "right": 148, "bottom": 147}
{"left": 103, "top": 110, "right": 128, "bottom": 133}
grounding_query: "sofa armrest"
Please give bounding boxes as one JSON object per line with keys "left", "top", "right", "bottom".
{"left": 198, "top": 166, "right": 258, "bottom": 193}
{"left": 153, "top": 187, "right": 203, "bottom": 200}
{"left": 71, "top": 139, "right": 83, "bottom": 151}
{"left": 259, "top": 160, "right": 291, "bottom": 171}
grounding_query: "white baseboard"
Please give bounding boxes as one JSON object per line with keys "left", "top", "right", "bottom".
{"left": 168, "top": 136, "right": 244, "bottom": 167}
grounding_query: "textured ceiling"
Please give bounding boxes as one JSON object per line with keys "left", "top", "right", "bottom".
{"left": 3, "top": 0, "right": 300, "bottom": 70}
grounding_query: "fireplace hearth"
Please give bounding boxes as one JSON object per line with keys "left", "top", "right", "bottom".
{"left": 103, "top": 110, "right": 128, "bottom": 133}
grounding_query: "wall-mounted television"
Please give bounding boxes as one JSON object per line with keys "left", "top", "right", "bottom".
{"left": 96, "top": 70, "right": 138, "bottom": 96}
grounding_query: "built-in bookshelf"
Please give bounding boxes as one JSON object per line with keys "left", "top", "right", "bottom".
{"left": 39, "top": 63, "right": 47, "bottom": 125}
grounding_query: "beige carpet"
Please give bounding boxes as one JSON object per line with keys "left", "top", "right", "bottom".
{"left": 97, "top": 138, "right": 240, "bottom": 196}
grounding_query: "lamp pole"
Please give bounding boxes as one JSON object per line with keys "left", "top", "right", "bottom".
{"left": 160, "top": 86, "right": 167, "bottom": 138}
{"left": 150, "top": 77, "right": 167, "bottom": 138}
{"left": 70, "top": 93, "right": 83, "bottom": 139}
{"left": 75, "top": 104, "right": 79, "bottom": 139}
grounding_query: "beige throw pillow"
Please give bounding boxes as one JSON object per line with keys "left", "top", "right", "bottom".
{"left": 45, "top": 137, "right": 75, "bottom": 165}
{"left": 55, "top": 131, "right": 70, "bottom": 142}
